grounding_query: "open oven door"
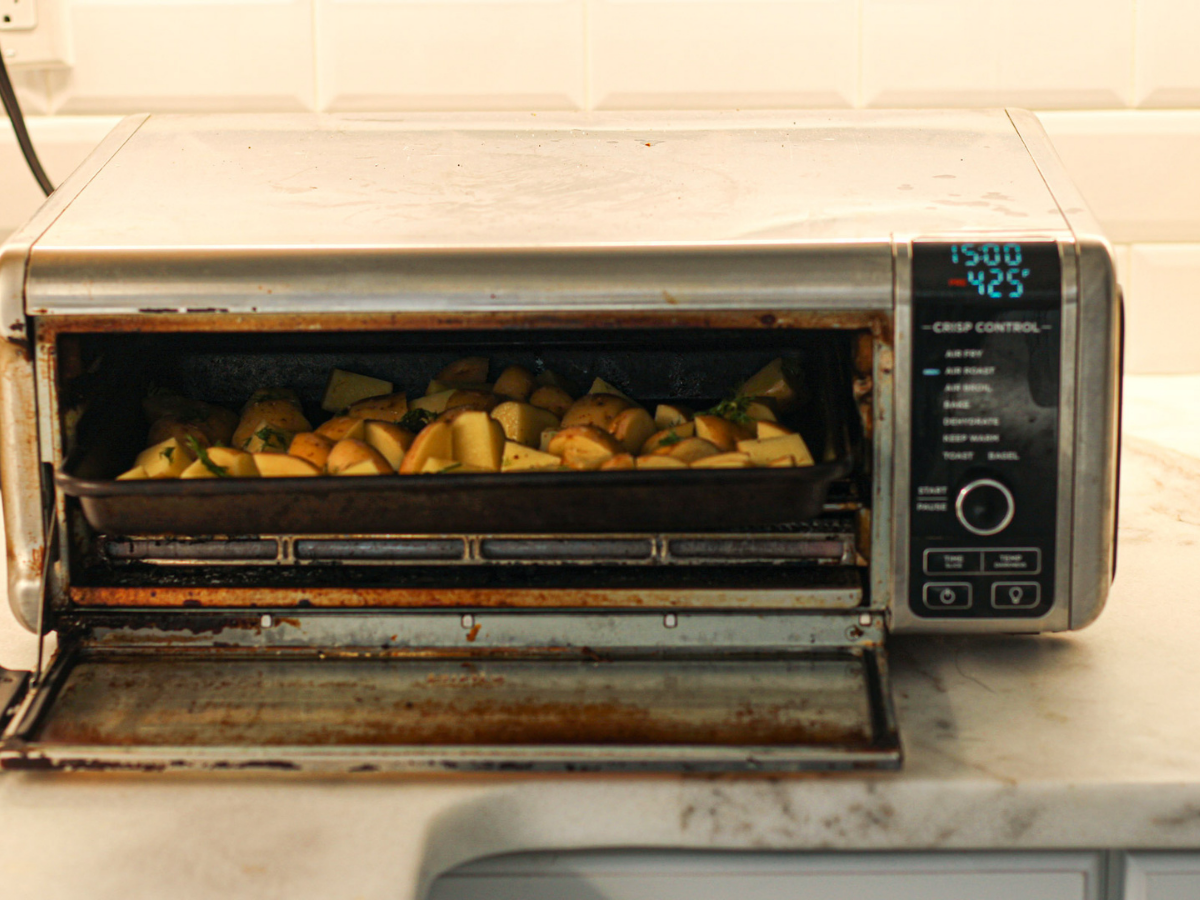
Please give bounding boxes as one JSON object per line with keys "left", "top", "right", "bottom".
{"left": 0, "top": 611, "right": 900, "bottom": 773}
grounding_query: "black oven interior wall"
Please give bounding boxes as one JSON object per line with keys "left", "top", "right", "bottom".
{"left": 52, "top": 326, "right": 872, "bottom": 608}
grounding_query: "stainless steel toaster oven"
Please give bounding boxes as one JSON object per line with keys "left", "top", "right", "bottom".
{"left": 0, "top": 110, "right": 1121, "bottom": 773}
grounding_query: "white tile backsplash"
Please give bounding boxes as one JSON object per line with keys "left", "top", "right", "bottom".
{"left": 862, "top": 0, "right": 1134, "bottom": 109}
{"left": 48, "top": 0, "right": 317, "bottom": 114}
{"left": 1127, "top": 245, "right": 1200, "bottom": 374}
{"left": 588, "top": 0, "right": 857, "bottom": 110}
{"left": 1135, "top": 0, "right": 1200, "bottom": 108}
{"left": 317, "top": 1, "right": 585, "bottom": 111}
{"left": 1038, "top": 111, "right": 1200, "bottom": 243}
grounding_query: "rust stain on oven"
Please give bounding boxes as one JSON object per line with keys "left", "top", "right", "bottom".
{"left": 36, "top": 309, "right": 890, "bottom": 338}
{"left": 68, "top": 586, "right": 832, "bottom": 609}
{"left": 464, "top": 623, "right": 482, "bottom": 642}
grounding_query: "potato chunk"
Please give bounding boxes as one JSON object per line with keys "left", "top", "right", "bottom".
{"left": 180, "top": 446, "right": 258, "bottom": 478}
{"left": 690, "top": 451, "right": 753, "bottom": 469}
{"left": 661, "top": 437, "right": 721, "bottom": 464}
{"left": 493, "top": 365, "right": 536, "bottom": 401}
{"left": 135, "top": 437, "right": 196, "bottom": 479}
{"left": 346, "top": 392, "right": 409, "bottom": 423}
{"left": 436, "top": 357, "right": 489, "bottom": 385}
{"left": 599, "top": 453, "right": 636, "bottom": 471}
{"left": 316, "top": 416, "right": 367, "bottom": 442}
{"left": 653, "top": 404, "right": 692, "bottom": 429}
{"left": 288, "top": 432, "right": 334, "bottom": 471}
{"left": 491, "top": 401, "right": 561, "bottom": 447}
{"left": 561, "top": 393, "right": 632, "bottom": 430}
{"left": 116, "top": 465, "right": 151, "bottom": 481}
{"left": 501, "top": 442, "right": 563, "bottom": 471}
{"left": 607, "top": 407, "right": 657, "bottom": 454}
{"left": 241, "top": 419, "right": 295, "bottom": 453}
{"left": 364, "top": 421, "right": 414, "bottom": 471}
{"left": 322, "top": 369, "right": 393, "bottom": 414}
{"left": 756, "top": 420, "right": 794, "bottom": 439}
{"left": 233, "top": 396, "right": 311, "bottom": 449}
{"left": 639, "top": 422, "right": 695, "bottom": 454}
{"left": 529, "top": 385, "right": 573, "bottom": 418}
{"left": 736, "top": 433, "right": 815, "bottom": 466}
{"left": 445, "top": 389, "right": 499, "bottom": 413}
{"left": 547, "top": 426, "right": 623, "bottom": 470}
{"left": 450, "top": 410, "right": 506, "bottom": 471}
{"left": 693, "top": 415, "right": 754, "bottom": 452}
{"left": 327, "top": 439, "right": 392, "bottom": 475}
{"left": 410, "top": 389, "right": 456, "bottom": 414}
{"left": 635, "top": 455, "right": 688, "bottom": 469}
{"left": 399, "top": 420, "right": 454, "bottom": 473}
{"left": 737, "top": 358, "right": 803, "bottom": 411}
{"left": 253, "top": 453, "right": 320, "bottom": 477}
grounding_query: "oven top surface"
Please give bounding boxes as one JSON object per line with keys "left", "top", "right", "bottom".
{"left": 17, "top": 110, "right": 1073, "bottom": 316}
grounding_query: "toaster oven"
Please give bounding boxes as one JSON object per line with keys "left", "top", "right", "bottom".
{"left": 0, "top": 110, "right": 1121, "bottom": 773}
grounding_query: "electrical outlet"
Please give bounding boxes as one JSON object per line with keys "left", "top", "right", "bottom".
{"left": 0, "top": 0, "right": 69, "bottom": 68}
{"left": 0, "top": 0, "right": 37, "bottom": 31}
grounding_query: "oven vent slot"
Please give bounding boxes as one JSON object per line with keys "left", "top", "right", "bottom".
{"left": 101, "top": 525, "right": 858, "bottom": 568}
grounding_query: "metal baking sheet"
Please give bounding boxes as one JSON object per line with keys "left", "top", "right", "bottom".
{"left": 58, "top": 462, "right": 852, "bottom": 536}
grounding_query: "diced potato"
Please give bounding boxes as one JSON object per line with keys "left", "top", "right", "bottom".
{"left": 338, "top": 459, "right": 392, "bottom": 476}
{"left": 534, "top": 369, "right": 576, "bottom": 393}
{"left": 493, "top": 366, "right": 536, "bottom": 401}
{"left": 640, "top": 422, "right": 696, "bottom": 454}
{"left": 243, "top": 388, "right": 301, "bottom": 411}
{"left": 539, "top": 430, "right": 559, "bottom": 453}
{"left": 116, "top": 465, "right": 150, "bottom": 480}
{"left": 364, "top": 421, "right": 414, "bottom": 470}
{"left": 411, "top": 389, "right": 456, "bottom": 414}
{"left": 693, "top": 415, "right": 754, "bottom": 452}
{"left": 561, "top": 393, "right": 632, "bottom": 430}
{"left": 398, "top": 420, "right": 454, "bottom": 473}
{"left": 445, "top": 389, "right": 499, "bottom": 412}
{"left": 690, "top": 451, "right": 754, "bottom": 469}
{"left": 744, "top": 399, "right": 778, "bottom": 422}
{"left": 346, "top": 392, "right": 409, "bottom": 423}
{"left": 529, "top": 385, "right": 573, "bottom": 418}
{"left": 547, "top": 426, "right": 624, "bottom": 470}
{"left": 588, "top": 377, "right": 636, "bottom": 404}
{"left": 135, "top": 437, "right": 196, "bottom": 479}
{"left": 491, "top": 401, "right": 561, "bottom": 447}
{"left": 148, "top": 418, "right": 212, "bottom": 450}
{"left": 322, "top": 369, "right": 393, "bottom": 413}
{"left": 607, "top": 407, "right": 657, "bottom": 454}
{"left": 253, "top": 453, "right": 320, "bottom": 477}
{"left": 426, "top": 379, "right": 491, "bottom": 396}
{"left": 180, "top": 446, "right": 258, "bottom": 479}
{"left": 436, "top": 357, "right": 489, "bottom": 385}
{"left": 316, "top": 416, "right": 367, "bottom": 442}
{"left": 147, "top": 401, "right": 238, "bottom": 447}
{"left": 420, "top": 457, "right": 458, "bottom": 473}
{"left": 501, "top": 442, "right": 563, "bottom": 471}
{"left": 654, "top": 403, "right": 692, "bottom": 429}
{"left": 599, "top": 453, "right": 636, "bottom": 470}
{"left": 736, "top": 433, "right": 815, "bottom": 467}
{"left": 233, "top": 398, "right": 311, "bottom": 449}
{"left": 756, "top": 420, "right": 794, "bottom": 439}
{"left": 450, "top": 410, "right": 506, "bottom": 471}
{"left": 768, "top": 455, "right": 800, "bottom": 467}
{"left": 241, "top": 419, "right": 294, "bottom": 453}
{"left": 327, "top": 439, "right": 393, "bottom": 475}
{"left": 662, "top": 437, "right": 721, "bottom": 463}
{"left": 288, "top": 432, "right": 334, "bottom": 471}
{"left": 635, "top": 455, "right": 688, "bottom": 469}
{"left": 737, "top": 358, "right": 803, "bottom": 411}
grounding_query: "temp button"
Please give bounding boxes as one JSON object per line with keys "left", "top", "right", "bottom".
{"left": 983, "top": 548, "right": 1041, "bottom": 574}
{"left": 923, "top": 582, "right": 972, "bottom": 610}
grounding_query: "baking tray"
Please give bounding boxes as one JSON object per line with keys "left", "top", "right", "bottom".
{"left": 58, "top": 460, "right": 854, "bottom": 536}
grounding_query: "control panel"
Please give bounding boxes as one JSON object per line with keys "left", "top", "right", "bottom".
{"left": 909, "top": 241, "right": 1061, "bottom": 619}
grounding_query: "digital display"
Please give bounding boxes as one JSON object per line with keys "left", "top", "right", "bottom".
{"left": 913, "top": 241, "right": 1060, "bottom": 304}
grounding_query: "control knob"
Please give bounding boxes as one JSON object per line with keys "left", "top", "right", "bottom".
{"left": 955, "top": 478, "right": 1015, "bottom": 536}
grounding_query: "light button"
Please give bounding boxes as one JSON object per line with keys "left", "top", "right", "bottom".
{"left": 991, "top": 581, "right": 1040, "bottom": 609}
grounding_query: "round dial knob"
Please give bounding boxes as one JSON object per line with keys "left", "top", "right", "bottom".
{"left": 955, "top": 478, "right": 1015, "bottom": 536}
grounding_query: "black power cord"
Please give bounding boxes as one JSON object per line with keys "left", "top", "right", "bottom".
{"left": 0, "top": 38, "right": 53, "bottom": 195}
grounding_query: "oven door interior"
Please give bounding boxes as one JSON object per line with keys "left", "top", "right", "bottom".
{"left": 0, "top": 611, "right": 899, "bottom": 773}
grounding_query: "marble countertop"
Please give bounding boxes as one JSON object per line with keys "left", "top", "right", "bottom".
{"left": 0, "top": 376, "right": 1198, "bottom": 899}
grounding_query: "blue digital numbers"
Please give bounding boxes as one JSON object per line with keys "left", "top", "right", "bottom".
{"left": 948, "top": 243, "right": 1031, "bottom": 299}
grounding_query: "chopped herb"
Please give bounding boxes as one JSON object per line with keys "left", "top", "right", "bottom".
{"left": 704, "top": 396, "right": 755, "bottom": 426}
{"left": 399, "top": 408, "right": 437, "bottom": 432}
{"left": 441, "top": 462, "right": 462, "bottom": 473}
{"left": 161, "top": 446, "right": 174, "bottom": 462}
{"left": 184, "top": 436, "right": 229, "bottom": 477}
{"left": 659, "top": 431, "right": 684, "bottom": 446}
{"left": 254, "top": 424, "right": 289, "bottom": 448}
